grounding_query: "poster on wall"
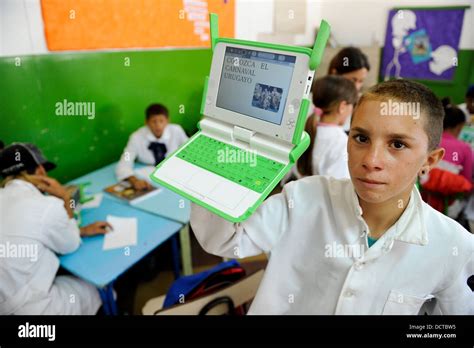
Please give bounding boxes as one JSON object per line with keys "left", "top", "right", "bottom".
{"left": 381, "top": 7, "right": 467, "bottom": 81}
{"left": 41, "top": 0, "right": 235, "bottom": 51}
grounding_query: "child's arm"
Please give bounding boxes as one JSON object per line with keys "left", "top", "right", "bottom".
{"left": 191, "top": 185, "right": 292, "bottom": 259}
{"left": 39, "top": 197, "right": 82, "bottom": 255}
{"left": 434, "top": 254, "right": 474, "bottom": 314}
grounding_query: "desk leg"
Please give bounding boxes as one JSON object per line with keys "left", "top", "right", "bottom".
{"left": 179, "top": 224, "right": 193, "bottom": 276}
{"left": 98, "top": 284, "right": 118, "bottom": 315}
{"left": 98, "top": 288, "right": 111, "bottom": 315}
{"left": 171, "top": 235, "right": 180, "bottom": 279}
{"left": 106, "top": 283, "right": 118, "bottom": 315}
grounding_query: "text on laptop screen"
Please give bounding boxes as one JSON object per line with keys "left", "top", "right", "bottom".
{"left": 216, "top": 46, "right": 296, "bottom": 125}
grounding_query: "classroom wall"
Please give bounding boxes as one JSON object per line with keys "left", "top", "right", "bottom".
{"left": 413, "top": 50, "right": 474, "bottom": 104}
{"left": 2, "top": 0, "right": 472, "bottom": 56}
{"left": 0, "top": 49, "right": 212, "bottom": 182}
{"left": 1, "top": 0, "right": 473, "bottom": 182}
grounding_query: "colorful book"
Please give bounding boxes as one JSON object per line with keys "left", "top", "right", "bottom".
{"left": 104, "top": 180, "right": 160, "bottom": 205}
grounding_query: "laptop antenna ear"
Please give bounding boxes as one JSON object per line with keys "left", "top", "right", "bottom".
{"left": 309, "top": 20, "right": 331, "bottom": 71}
{"left": 209, "top": 12, "right": 219, "bottom": 51}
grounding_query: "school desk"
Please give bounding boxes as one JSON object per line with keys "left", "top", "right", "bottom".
{"left": 67, "top": 162, "right": 192, "bottom": 276}
{"left": 59, "top": 162, "right": 192, "bottom": 314}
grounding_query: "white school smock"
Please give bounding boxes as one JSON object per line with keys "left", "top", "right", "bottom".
{"left": 312, "top": 123, "right": 350, "bottom": 179}
{"left": 0, "top": 180, "right": 101, "bottom": 315}
{"left": 116, "top": 124, "right": 189, "bottom": 181}
{"left": 190, "top": 175, "right": 474, "bottom": 315}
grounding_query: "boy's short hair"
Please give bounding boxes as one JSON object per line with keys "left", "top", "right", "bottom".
{"left": 145, "top": 103, "right": 169, "bottom": 120}
{"left": 357, "top": 79, "right": 444, "bottom": 151}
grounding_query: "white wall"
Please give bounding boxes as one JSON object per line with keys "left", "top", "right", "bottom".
{"left": 315, "top": 0, "right": 473, "bottom": 49}
{"left": 237, "top": 0, "right": 472, "bottom": 49}
{"left": 0, "top": 0, "right": 47, "bottom": 56}
{"left": 0, "top": 0, "right": 472, "bottom": 57}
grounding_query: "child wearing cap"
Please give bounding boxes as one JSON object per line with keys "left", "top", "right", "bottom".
{"left": 190, "top": 80, "right": 474, "bottom": 314}
{"left": 0, "top": 143, "right": 110, "bottom": 315}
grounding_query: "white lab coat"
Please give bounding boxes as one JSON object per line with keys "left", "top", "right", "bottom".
{"left": 0, "top": 180, "right": 101, "bottom": 315}
{"left": 281, "top": 124, "right": 350, "bottom": 186}
{"left": 191, "top": 175, "right": 474, "bottom": 314}
{"left": 116, "top": 124, "right": 189, "bottom": 181}
{"left": 311, "top": 124, "right": 350, "bottom": 179}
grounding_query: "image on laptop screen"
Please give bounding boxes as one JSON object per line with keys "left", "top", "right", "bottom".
{"left": 216, "top": 46, "right": 296, "bottom": 125}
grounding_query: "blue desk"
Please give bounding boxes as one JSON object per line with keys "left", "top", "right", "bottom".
{"left": 60, "top": 196, "right": 182, "bottom": 314}
{"left": 60, "top": 197, "right": 182, "bottom": 286}
{"left": 69, "top": 162, "right": 193, "bottom": 275}
{"left": 70, "top": 163, "right": 191, "bottom": 224}
{"left": 60, "top": 162, "right": 193, "bottom": 314}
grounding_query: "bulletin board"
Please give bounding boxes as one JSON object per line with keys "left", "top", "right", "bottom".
{"left": 381, "top": 7, "right": 467, "bottom": 81}
{"left": 41, "top": 0, "right": 235, "bottom": 51}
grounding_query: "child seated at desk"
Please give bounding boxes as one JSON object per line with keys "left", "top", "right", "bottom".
{"left": 0, "top": 143, "right": 110, "bottom": 315}
{"left": 191, "top": 80, "right": 474, "bottom": 315}
{"left": 116, "top": 103, "right": 188, "bottom": 190}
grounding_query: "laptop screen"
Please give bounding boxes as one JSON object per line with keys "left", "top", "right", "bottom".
{"left": 216, "top": 46, "right": 296, "bottom": 125}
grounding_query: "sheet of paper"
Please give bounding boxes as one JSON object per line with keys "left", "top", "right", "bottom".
{"left": 103, "top": 215, "right": 138, "bottom": 251}
{"left": 81, "top": 193, "right": 103, "bottom": 209}
{"left": 134, "top": 166, "right": 155, "bottom": 182}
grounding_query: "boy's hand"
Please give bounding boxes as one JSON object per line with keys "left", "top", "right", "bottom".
{"left": 80, "top": 221, "right": 113, "bottom": 237}
{"left": 128, "top": 176, "right": 152, "bottom": 191}
{"left": 31, "top": 175, "right": 69, "bottom": 200}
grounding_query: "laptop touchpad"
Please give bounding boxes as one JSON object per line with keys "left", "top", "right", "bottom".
{"left": 207, "top": 181, "right": 248, "bottom": 210}
{"left": 185, "top": 170, "right": 219, "bottom": 196}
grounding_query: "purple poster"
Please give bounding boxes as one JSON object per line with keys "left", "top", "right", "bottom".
{"left": 381, "top": 8, "right": 465, "bottom": 81}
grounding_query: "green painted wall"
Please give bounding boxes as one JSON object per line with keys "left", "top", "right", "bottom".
{"left": 419, "top": 50, "right": 474, "bottom": 104}
{"left": 1, "top": 47, "right": 472, "bottom": 182}
{"left": 0, "top": 49, "right": 212, "bottom": 182}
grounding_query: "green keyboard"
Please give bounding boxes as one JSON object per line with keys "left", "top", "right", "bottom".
{"left": 176, "top": 135, "right": 285, "bottom": 193}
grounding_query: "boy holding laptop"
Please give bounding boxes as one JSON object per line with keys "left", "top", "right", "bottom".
{"left": 190, "top": 80, "right": 474, "bottom": 315}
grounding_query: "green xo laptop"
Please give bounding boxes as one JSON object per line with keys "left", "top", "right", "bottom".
{"left": 151, "top": 13, "right": 330, "bottom": 222}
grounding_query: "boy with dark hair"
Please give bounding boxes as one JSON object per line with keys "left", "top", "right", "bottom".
{"left": 116, "top": 103, "right": 188, "bottom": 189}
{"left": 191, "top": 79, "right": 474, "bottom": 314}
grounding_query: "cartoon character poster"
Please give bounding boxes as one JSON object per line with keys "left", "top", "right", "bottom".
{"left": 382, "top": 8, "right": 466, "bottom": 81}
